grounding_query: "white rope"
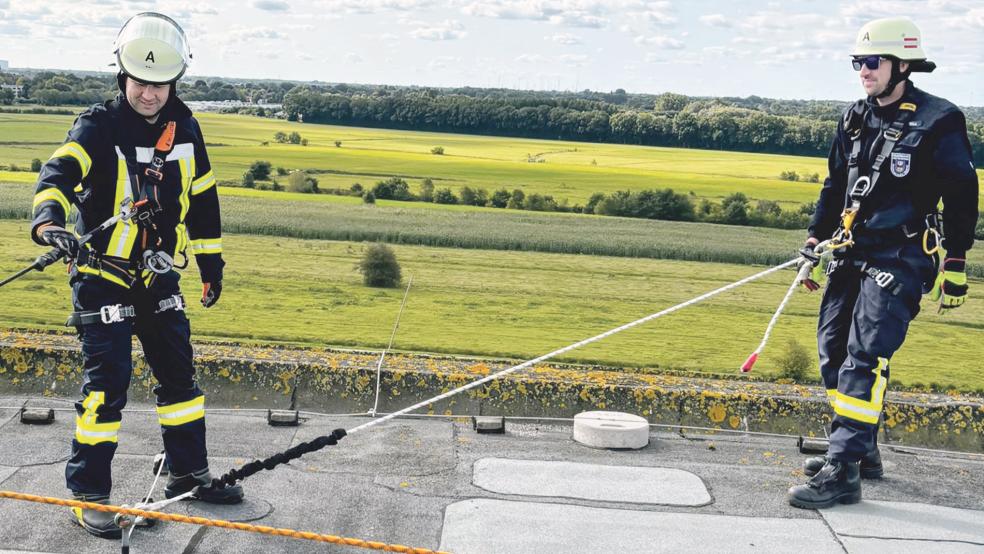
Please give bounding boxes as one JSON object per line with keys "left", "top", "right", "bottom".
{"left": 369, "top": 275, "right": 413, "bottom": 417}
{"left": 347, "top": 256, "right": 803, "bottom": 436}
{"left": 740, "top": 272, "right": 801, "bottom": 371}
{"left": 741, "top": 240, "right": 830, "bottom": 372}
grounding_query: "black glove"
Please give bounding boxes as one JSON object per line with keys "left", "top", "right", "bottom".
{"left": 798, "top": 241, "right": 820, "bottom": 267}
{"left": 39, "top": 226, "right": 80, "bottom": 259}
{"left": 201, "top": 280, "right": 222, "bottom": 308}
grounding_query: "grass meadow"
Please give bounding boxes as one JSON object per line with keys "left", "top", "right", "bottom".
{"left": 0, "top": 111, "right": 833, "bottom": 208}
{"left": 1, "top": 219, "right": 981, "bottom": 392}
{"left": 2, "top": 111, "right": 982, "bottom": 392}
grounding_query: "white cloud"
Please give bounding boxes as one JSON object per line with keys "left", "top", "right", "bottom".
{"left": 0, "top": 21, "right": 28, "bottom": 35}
{"left": 699, "top": 14, "right": 731, "bottom": 28}
{"left": 410, "top": 19, "right": 466, "bottom": 40}
{"left": 639, "top": 9, "right": 676, "bottom": 26}
{"left": 461, "top": 1, "right": 556, "bottom": 20}
{"left": 252, "top": 0, "right": 288, "bottom": 11}
{"left": 226, "top": 27, "right": 285, "bottom": 41}
{"left": 547, "top": 33, "right": 583, "bottom": 45}
{"left": 559, "top": 53, "right": 589, "bottom": 66}
{"left": 427, "top": 55, "right": 461, "bottom": 69}
{"left": 516, "top": 53, "right": 548, "bottom": 63}
{"left": 345, "top": 52, "right": 364, "bottom": 63}
{"left": 549, "top": 12, "right": 607, "bottom": 28}
{"left": 634, "top": 35, "right": 685, "bottom": 49}
{"left": 331, "top": 0, "right": 438, "bottom": 14}
{"left": 462, "top": 1, "right": 610, "bottom": 28}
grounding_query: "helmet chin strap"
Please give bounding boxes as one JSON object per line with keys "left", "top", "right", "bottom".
{"left": 875, "top": 58, "right": 910, "bottom": 100}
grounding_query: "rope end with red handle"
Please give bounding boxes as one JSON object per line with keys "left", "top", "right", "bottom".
{"left": 740, "top": 352, "right": 758, "bottom": 373}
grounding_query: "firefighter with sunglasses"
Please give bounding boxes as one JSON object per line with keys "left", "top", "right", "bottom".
{"left": 30, "top": 13, "right": 242, "bottom": 538}
{"left": 789, "top": 17, "right": 978, "bottom": 509}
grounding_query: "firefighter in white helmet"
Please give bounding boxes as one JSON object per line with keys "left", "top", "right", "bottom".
{"left": 789, "top": 17, "right": 978, "bottom": 509}
{"left": 30, "top": 12, "right": 240, "bottom": 539}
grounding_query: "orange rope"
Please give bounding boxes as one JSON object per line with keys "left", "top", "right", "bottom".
{"left": 0, "top": 490, "right": 450, "bottom": 554}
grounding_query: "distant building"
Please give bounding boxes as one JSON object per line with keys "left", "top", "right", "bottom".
{"left": 1, "top": 84, "right": 23, "bottom": 98}
{"left": 0, "top": 60, "right": 9, "bottom": 72}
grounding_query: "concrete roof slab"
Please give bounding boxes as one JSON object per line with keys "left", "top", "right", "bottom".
{"left": 821, "top": 500, "right": 984, "bottom": 544}
{"left": 472, "top": 457, "right": 711, "bottom": 506}
{"left": 440, "top": 498, "right": 843, "bottom": 553}
{"left": 840, "top": 537, "right": 984, "bottom": 553}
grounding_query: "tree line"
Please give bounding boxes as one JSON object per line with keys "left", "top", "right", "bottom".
{"left": 2, "top": 70, "right": 981, "bottom": 162}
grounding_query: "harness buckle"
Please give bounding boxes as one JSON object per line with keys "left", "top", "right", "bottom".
{"left": 849, "top": 176, "right": 872, "bottom": 201}
{"left": 883, "top": 127, "right": 903, "bottom": 141}
{"left": 144, "top": 168, "right": 164, "bottom": 182}
{"left": 156, "top": 294, "right": 186, "bottom": 314}
{"left": 873, "top": 270, "right": 895, "bottom": 289}
{"left": 143, "top": 250, "right": 174, "bottom": 274}
{"left": 99, "top": 304, "right": 125, "bottom": 324}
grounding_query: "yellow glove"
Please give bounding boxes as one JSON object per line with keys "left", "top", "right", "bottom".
{"left": 930, "top": 258, "right": 968, "bottom": 311}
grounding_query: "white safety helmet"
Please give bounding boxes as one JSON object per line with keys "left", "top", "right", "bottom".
{"left": 114, "top": 12, "right": 192, "bottom": 85}
{"left": 851, "top": 17, "right": 935, "bottom": 73}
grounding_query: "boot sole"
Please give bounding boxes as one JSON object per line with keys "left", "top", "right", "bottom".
{"left": 788, "top": 489, "right": 862, "bottom": 510}
{"left": 804, "top": 467, "right": 883, "bottom": 480}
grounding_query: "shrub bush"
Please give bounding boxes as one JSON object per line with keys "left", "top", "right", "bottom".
{"left": 358, "top": 243, "right": 401, "bottom": 287}
{"left": 775, "top": 338, "right": 813, "bottom": 382}
{"left": 249, "top": 160, "right": 272, "bottom": 181}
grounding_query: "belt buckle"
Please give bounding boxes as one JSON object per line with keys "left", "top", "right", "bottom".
{"left": 99, "top": 304, "right": 124, "bottom": 324}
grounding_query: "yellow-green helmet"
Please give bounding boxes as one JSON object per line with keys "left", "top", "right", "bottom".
{"left": 113, "top": 12, "right": 191, "bottom": 85}
{"left": 851, "top": 17, "right": 935, "bottom": 72}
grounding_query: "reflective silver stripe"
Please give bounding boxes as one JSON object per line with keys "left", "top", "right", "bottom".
{"left": 132, "top": 143, "right": 194, "bottom": 163}
{"left": 157, "top": 404, "right": 204, "bottom": 422}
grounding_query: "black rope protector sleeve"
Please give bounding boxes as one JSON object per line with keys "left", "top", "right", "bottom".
{"left": 211, "top": 429, "right": 347, "bottom": 488}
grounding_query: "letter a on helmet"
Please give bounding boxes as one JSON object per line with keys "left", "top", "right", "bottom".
{"left": 114, "top": 12, "right": 192, "bottom": 85}
{"left": 851, "top": 17, "right": 936, "bottom": 73}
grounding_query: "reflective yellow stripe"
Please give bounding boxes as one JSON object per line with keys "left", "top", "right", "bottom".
{"left": 76, "top": 263, "right": 131, "bottom": 289}
{"left": 190, "top": 238, "right": 222, "bottom": 255}
{"left": 75, "top": 391, "right": 120, "bottom": 445}
{"left": 175, "top": 223, "right": 188, "bottom": 255}
{"left": 157, "top": 395, "right": 205, "bottom": 427}
{"left": 49, "top": 141, "right": 92, "bottom": 178}
{"left": 832, "top": 358, "right": 888, "bottom": 425}
{"left": 32, "top": 188, "right": 71, "bottom": 219}
{"left": 825, "top": 388, "right": 837, "bottom": 408}
{"left": 106, "top": 150, "right": 138, "bottom": 259}
{"left": 179, "top": 156, "right": 193, "bottom": 221}
{"left": 190, "top": 170, "right": 216, "bottom": 196}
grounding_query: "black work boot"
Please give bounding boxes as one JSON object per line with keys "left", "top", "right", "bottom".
{"left": 70, "top": 493, "right": 122, "bottom": 539}
{"left": 165, "top": 468, "right": 244, "bottom": 504}
{"left": 788, "top": 459, "right": 862, "bottom": 509}
{"left": 804, "top": 448, "right": 883, "bottom": 479}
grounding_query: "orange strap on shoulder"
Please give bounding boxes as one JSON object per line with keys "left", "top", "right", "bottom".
{"left": 156, "top": 121, "right": 176, "bottom": 152}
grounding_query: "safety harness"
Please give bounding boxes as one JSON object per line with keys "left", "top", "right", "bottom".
{"left": 133, "top": 121, "right": 188, "bottom": 281}
{"left": 827, "top": 98, "right": 944, "bottom": 294}
{"left": 830, "top": 100, "right": 920, "bottom": 249}
{"left": 66, "top": 294, "right": 186, "bottom": 326}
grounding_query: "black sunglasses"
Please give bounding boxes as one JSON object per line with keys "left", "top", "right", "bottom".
{"left": 852, "top": 56, "right": 885, "bottom": 71}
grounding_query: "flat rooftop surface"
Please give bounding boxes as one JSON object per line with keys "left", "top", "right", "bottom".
{"left": 1, "top": 395, "right": 983, "bottom": 553}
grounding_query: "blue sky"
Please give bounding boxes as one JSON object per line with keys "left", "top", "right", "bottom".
{"left": 1, "top": 0, "right": 983, "bottom": 105}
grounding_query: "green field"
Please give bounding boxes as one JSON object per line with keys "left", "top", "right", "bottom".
{"left": 1, "top": 219, "right": 980, "bottom": 392}
{"left": 2, "top": 111, "right": 982, "bottom": 392}
{"left": 0, "top": 111, "right": 832, "bottom": 208}
{"left": 4, "top": 182, "right": 982, "bottom": 277}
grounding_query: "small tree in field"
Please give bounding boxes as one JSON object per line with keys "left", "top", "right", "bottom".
{"left": 359, "top": 243, "right": 401, "bottom": 287}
